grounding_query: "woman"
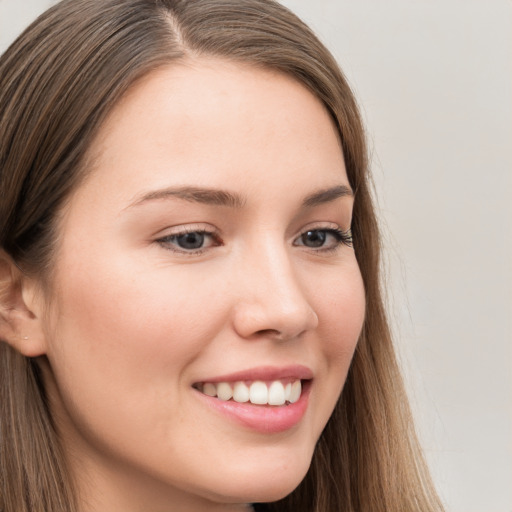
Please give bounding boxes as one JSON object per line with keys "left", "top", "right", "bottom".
{"left": 0, "top": 1, "right": 444, "bottom": 511}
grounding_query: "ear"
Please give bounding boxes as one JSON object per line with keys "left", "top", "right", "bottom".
{"left": 0, "top": 251, "right": 47, "bottom": 357}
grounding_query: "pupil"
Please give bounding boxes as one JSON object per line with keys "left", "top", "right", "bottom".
{"left": 303, "top": 230, "right": 325, "bottom": 247}
{"left": 177, "top": 232, "right": 204, "bottom": 249}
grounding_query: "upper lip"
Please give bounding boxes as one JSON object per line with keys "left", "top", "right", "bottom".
{"left": 194, "top": 365, "right": 314, "bottom": 384}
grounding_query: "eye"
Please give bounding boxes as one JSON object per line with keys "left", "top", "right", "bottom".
{"left": 174, "top": 231, "right": 207, "bottom": 250}
{"left": 156, "top": 229, "right": 220, "bottom": 253}
{"left": 294, "top": 228, "right": 353, "bottom": 251}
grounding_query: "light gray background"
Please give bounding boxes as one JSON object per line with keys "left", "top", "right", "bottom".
{"left": 1, "top": 1, "right": 510, "bottom": 511}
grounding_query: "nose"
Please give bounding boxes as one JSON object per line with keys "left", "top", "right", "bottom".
{"left": 231, "top": 242, "right": 319, "bottom": 341}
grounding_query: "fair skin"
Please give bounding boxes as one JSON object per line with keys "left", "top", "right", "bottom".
{"left": 4, "top": 59, "right": 365, "bottom": 511}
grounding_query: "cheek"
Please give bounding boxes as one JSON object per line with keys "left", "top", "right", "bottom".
{"left": 303, "top": 260, "right": 365, "bottom": 429}
{"left": 51, "top": 250, "right": 225, "bottom": 356}
{"left": 44, "top": 252, "right": 230, "bottom": 421}
{"left": 314, "top": 262, "right": 366, "bottom": 359}
{"left": 43, "top": 256, "right": 235, "bottom": 470}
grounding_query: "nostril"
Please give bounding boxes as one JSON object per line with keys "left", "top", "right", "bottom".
{"left": 254, "top": 328, "right": 282, "bottom": 338}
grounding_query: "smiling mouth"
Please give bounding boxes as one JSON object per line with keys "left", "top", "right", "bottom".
{"left": 194, "top": 379, "right": 304, "bottom": 406}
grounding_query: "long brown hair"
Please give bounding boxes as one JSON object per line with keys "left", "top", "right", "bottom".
{"left": 0, "top": 1, "right": 444, "bottom": 511}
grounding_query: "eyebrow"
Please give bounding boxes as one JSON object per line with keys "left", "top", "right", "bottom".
{"left": 302, "top": 184, "right": 353, "bottom": 207}
{"left": 128, "top": 186, "right": 246, "bottom": 209}
{"left": 127, "top": 184, "right": 352, "bottom": 210}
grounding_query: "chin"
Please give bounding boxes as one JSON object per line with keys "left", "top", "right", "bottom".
{"left": 242, "top": 476, "right": 306, "bottom": 505}
{"left": 201, "top": 453, "right": 311, "bottom": 505}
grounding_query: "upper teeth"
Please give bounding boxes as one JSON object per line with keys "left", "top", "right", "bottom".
{"left": 199, "top": 380, "right": 302, "bottom": 406}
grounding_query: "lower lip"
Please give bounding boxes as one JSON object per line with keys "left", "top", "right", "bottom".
{"left": 194, "top": 381, "right": 311, "bottom": 434}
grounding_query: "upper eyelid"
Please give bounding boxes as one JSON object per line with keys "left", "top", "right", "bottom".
{"left": 291, "top": 221, "right": 343, "bottom": 238}
{"left": 156, "top": 227, "right": 220, "bottom": 242}
{"left": 154, "top": 222, "right": 349, "bottom": 239}
{"left": 153, "top": 223, "right": 218, "bottom": 238}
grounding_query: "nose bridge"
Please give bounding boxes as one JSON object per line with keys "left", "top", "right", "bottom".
{"left": 232, "top": 231, "right": 318, "bottom": 339}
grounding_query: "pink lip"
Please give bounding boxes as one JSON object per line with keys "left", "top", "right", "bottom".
{"left": 192, "top": 365, "right": 313, "bottom": 434}
{"left": 195, "top": 364, "right": 314, "bottom": 384}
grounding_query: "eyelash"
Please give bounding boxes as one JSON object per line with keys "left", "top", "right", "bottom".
{"left": 156, "top": 228, "right": 221, "bottom": 255}
{"left": 156, "top": 226, "right": 353, "bottom": 255}
{"left": 294, "top": 228, "right": 353, "bottom": 253}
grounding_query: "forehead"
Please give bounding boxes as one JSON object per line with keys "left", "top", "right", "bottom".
{"left": 76, "top": 57, "right": 347, "bottom": 207}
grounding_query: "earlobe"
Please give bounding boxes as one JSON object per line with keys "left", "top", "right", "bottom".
{"left": 0, "top": 252, "right": 47, "bottom": 357}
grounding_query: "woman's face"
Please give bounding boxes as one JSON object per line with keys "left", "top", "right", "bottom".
{"left": 38, "top": 59, "right": 365, "bottom": 511}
